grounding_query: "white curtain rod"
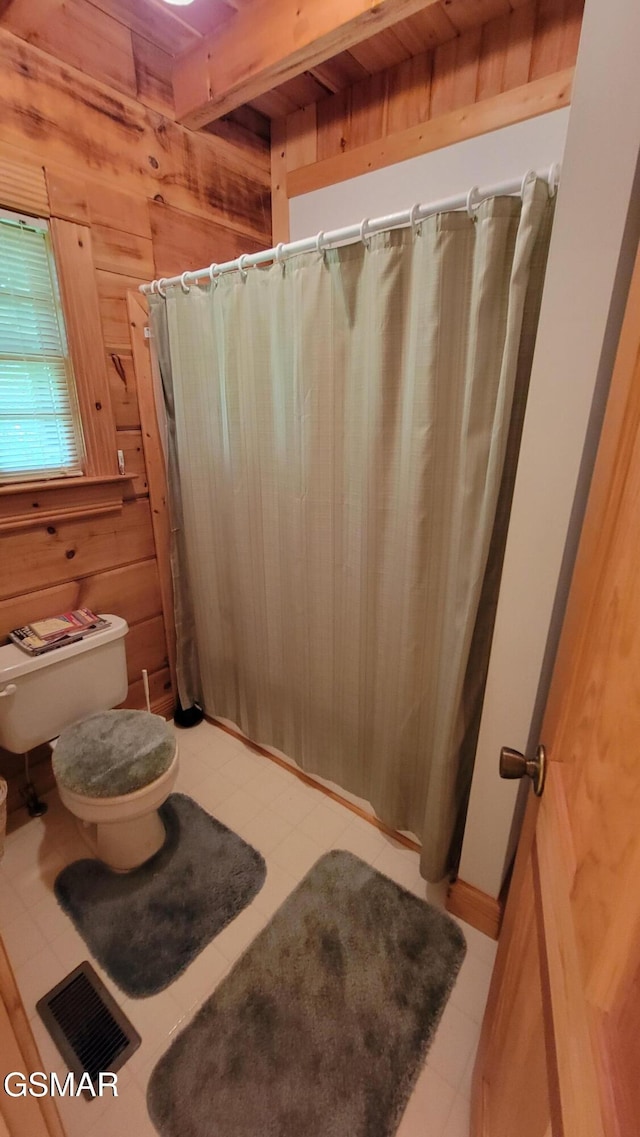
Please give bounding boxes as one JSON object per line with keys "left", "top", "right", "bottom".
{"left": 140, "top": 163, "right": 560, "bottom": 297}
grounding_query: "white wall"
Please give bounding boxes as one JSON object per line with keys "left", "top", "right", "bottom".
{"left": 459, "top": 0, "right": 640, "bottom": 896}
{"left": 288, "top": 0, "right": 640, "bottom": 900}
{"left": 289, "top": 109, "right": 569, "bottom": 239}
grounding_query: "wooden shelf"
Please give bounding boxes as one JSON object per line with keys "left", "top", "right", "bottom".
{"left": 0, "top": 475, "right": 134, "bottom": 533}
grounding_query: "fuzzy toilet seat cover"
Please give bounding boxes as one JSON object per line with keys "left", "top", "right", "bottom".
{"left": 53, "top": 710, "right": 175, "bottom": 798}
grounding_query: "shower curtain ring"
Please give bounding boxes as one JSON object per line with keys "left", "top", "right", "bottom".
{"left": 547, "top": 162, "right": 561, "bottom": 197}
{"left": 275, "top": 242, "right": 286, "bottom": 271}
{"left": 315, "top": 231, "right": 326, "bottom": 257}
{"left": 466, "top": 186, "right": 480, "bottom": 219}
{"left": 180, "top": 271, "right": 191, "bottom": 293}
{"left": 208, "top": 263, "right": 219, "bottom": 286}
{"left": 156, "top": 278, "right": 167, "bottom": 299}
{"left": 520, "top": 169, "right": 536, "bottom": 199}
{"left": 409, "top": 203, "right": 422, "bottom": 235}
{"left": 238, "top": 254, "right": 249, "bottom": 281}
{"left": 149, "top": 280, "right": 157, "bottom": 295}
{"left": 359, "top": 218, "right": 371, "bottom": 248}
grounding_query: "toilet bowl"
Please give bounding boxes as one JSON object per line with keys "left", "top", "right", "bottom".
{"left": 56, "top": 744, "right": 180, "bottom": 871}
{"left": 52, "top": 708, "right": 179, "bottom": 872}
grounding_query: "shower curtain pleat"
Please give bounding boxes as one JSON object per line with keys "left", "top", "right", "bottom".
{"left": 150, "top": 178, "right": 554, "bottom": 881}
{"left": 150, "top": 303, "right": 201, "bottom": 713}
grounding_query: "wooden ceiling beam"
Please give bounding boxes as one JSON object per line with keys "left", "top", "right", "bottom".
{"left": 173, "top": 0, "right": 444, "bottom": 128}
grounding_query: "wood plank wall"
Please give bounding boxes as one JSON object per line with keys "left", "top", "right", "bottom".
{"left": 2, "top": 0, "right": 184, "bottom": 119}
{"left": 0, "top": 26, "right": 271, "bottom": 818}
{"left": 280, "top": 0, "right": 583, "bottom": 199}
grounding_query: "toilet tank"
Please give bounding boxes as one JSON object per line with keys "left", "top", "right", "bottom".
{"left": 0, "top": 615, "right": 128, "bottom": 754}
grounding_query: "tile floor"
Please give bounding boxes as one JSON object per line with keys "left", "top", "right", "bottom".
{"left": 0, "top": 720, "right": 497, "bottom": 1137}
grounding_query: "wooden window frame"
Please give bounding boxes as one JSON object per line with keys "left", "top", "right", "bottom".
{"left": 49, "top": 217, "right": 119, "bottom": 480}
{"left": 0, "top": 158, "right": 130, "bottom": 524}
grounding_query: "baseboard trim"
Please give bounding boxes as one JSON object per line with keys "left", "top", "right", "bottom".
{"left": 153, "top": 693, "right": 176, "bottom": 720}
{"left": 203, "top": 715, "right": 422, "bottom": 854}
{"left": 446, "top": 878, "right": 502, "bottom": 940}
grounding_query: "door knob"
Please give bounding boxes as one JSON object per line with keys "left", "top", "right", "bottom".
{"left": 499, "top": 744, "right": 546, "bottom": 797}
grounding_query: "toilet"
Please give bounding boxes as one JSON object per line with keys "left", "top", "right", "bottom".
{"left": 0, "top": 615, "right": 179, "bottom": 871}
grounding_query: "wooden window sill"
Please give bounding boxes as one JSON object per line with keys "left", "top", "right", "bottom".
{"left": 0, "top": 475, "right": 135, "bottom": 532}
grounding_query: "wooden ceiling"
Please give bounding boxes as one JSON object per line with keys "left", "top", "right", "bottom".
{"left": 69, "top": 0, "right": 527, "bottom": 118}
{"left": 0, "top": 0, "right": 555, "bottom": 145}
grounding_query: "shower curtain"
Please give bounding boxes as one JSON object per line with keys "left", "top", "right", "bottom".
{"left": 150, "top": 178, "right": 554, "bottom": 881}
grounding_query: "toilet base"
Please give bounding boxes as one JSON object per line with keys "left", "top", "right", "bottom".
{"left": 77, "top": 809, "right": 167, "bottom": 872}
{"left": 57, "top": 744, "right": 179, "bottom": 872}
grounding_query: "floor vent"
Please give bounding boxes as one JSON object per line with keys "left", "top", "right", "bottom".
{"left": 37, "top": 961, "right": 141, "bottom": 1095}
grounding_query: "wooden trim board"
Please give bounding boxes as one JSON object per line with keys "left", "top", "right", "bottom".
{"left": 270, "top": 117, "right": 289, "bottom": 244}
{"left": 287, "top": 68, "right": 573, "bottom": 196}
{"left": 152, "top": 691, "right": 176, "bottom": 721}
{"left": 50, "top": 218, "right": 119, "bottom": 478}
{"left": 0, "top": 475, "right": 132, "bottom": 533}
{"left": 126, "top": 291, "right": 177, "bottom": 703}
{"left": 0, "top": 937, "right": 65, "bottom": 1137}
{"left": 446, "top": 878, "right": 502, "bottom": 940}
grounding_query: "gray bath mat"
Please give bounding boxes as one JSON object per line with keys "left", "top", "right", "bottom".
{"left": 54, "top": 793, "right": 266, "bottom": 998}
{"left": 147, "top": 849, "right": 466, "bottom": 1137}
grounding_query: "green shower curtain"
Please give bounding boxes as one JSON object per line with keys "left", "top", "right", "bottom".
{"left": 150, "top": 178, "right": 554, "bottom": 881}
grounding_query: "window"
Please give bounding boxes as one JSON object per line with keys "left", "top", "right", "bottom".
{"left": 0, "top": 209, "right": 84, "bottom": 483}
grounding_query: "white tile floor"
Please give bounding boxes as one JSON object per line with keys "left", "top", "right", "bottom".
{"left": 0, "top": 721, "right": 497, "bottom": 1137}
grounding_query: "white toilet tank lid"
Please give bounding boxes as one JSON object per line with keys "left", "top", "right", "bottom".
{"left": 0, "top": 614, "right": 128, "bottom": 683}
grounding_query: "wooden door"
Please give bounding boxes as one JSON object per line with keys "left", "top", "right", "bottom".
{"left": 472, "top": 242, "right": 640, "bottom": 1137}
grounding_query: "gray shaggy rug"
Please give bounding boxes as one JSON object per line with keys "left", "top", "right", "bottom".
{"left": 54, "top": 793, "right": 266, "bottom": 998}
{"left": 147, "top": 849, "right": 466, "bottom": 1137}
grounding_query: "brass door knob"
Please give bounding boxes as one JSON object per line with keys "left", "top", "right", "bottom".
{"left": 499, "top": 744, "right": 546, "bottom": 797}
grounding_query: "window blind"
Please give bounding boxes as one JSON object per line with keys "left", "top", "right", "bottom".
{"left": 0, "top": 212, "right": 84, "bottom": 482}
